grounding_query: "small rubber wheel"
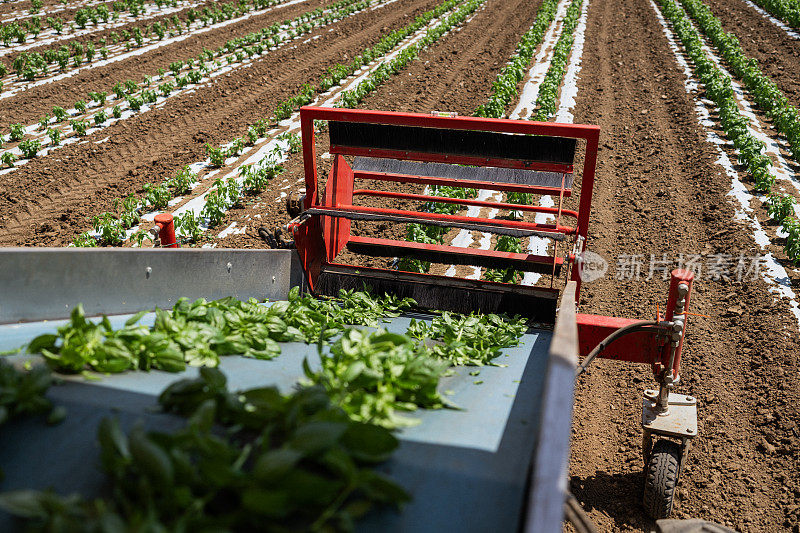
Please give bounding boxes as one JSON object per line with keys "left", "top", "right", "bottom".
{"left": 643, "top": 439, "right": 681, "bottom": 519}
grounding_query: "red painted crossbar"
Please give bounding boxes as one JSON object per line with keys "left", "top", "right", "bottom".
{"left": 347, "top": 235, "right": 563, "bottom": 272}
{"left": 310, "top": 205, "right": 575, "bottom": 237}
{"left": 351, "top": 189, "right": 579, "bottom": 218}
{"left": 353, "top": 170, "right": 572, "bottom": 197}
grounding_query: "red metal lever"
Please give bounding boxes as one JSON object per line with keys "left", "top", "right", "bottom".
{"left": 154, "top": 213, "right": 178, "bottom": 248}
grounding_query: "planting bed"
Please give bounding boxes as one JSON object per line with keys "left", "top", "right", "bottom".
{"left": 1, "top": 0, "right": 799, "bottom": 530}
{"left": 703, "top": 0, "right": 800, "bottom": 105}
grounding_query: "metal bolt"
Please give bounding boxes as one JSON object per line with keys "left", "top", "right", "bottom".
{"left": 687, "top": 428, "right": 693, "bottom": 433}
{"left": 686, "top": 396, "right": 694, "bottom": 402}
{"left": 145, "top": 266, "right": 152, "bottom": 279}
{"left": 272, "top": 276, "right": 276, "bottom": 283}
{"left": 226, "top": 262, "right": 232, "bottom": 273}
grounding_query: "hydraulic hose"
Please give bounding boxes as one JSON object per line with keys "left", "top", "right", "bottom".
{"left": 564, "top": 492, "right": 598, "bottom": 533}
{"left": 575, "top": 320, "right": 664, "bottom": 378}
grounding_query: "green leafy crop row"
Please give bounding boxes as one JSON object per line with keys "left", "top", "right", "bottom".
{"left": 70, "top": 0, "right": 381, "bottom": 246}
{"left": 678, "top": 0, "right": 800, "bottom": 162}
{"left": 474, "top": 0, "right": 560, "bottom": 118}
{"left": 531, "top": 0, "right": 583, "bottom": 121}
{"left": 657, "top": 0, "right": 776, "bottom": 192}
{"left": 269, "top": 0, "right": 469, "bottom": 123}
{"left": 0, "top": 0, "right": 171, "bottom": 50}
{"left": 78, "top": 0, "right": 471, "bottom": 247}
{"left": 1, "top": 0, "right": 282, "bottom": 63}
{"left": 336, "top": 0, "right": 485, "bottom": 109}
{"left": 657, "top": 0, "right": 800, "bottom": 264}
{"left": 0, "top": 0, "right": 365, "bottom": 161}
{"left": 77, "top": 0, "right": 473, "bottom": 249}
{"left": 748, "top": 0, "right": 800, "bottom": 30}
{"left": 392, "top": 0, "right": 552, "bottom": 278}
{"left": 399, "top": 0, "right": 560, "bottom": 280}
{"left": 73, "top": 131, "right": 298, "bottom": 247}
{"left": 678, "top": 0, "right": 800, "bottom": 263}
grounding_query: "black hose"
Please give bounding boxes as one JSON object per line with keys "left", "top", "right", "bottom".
{"left": 575, "top": 320, "right": 663, "bottom": 377}
{"left": 564, "top": 492, "right": 598, "bottom": 533}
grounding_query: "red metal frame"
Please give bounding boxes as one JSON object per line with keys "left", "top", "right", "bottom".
{"left": 311, "top": 204, "right": 576, "bottom": 236}
{"left": 347, "top": 235, "right": 564, "bottom": 271}
{"left": 297, "top": 106, "right": 599, "bottom": 292}
{"left": 294, "top": 107, "right": 693, "bottom": 376}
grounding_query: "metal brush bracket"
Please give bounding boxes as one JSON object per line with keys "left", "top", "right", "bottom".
{"left": 641, "top": 282, "right": 697, "bottom": 463}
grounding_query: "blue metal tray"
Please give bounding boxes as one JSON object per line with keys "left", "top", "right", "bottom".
{"left": 0, "top": 310, "right": 552, "bottom": 532}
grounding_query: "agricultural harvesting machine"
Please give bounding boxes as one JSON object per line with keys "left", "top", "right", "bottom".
{"left": 0, "top": 108, "right": 700, "bottom": 531}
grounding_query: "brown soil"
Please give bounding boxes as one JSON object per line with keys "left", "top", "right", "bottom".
{"left": 0, "top": 0, "right": 441, "bottom": 243}
{"left": 704, "top": 0, "right": 800, "bottom": 107}
{"left": 0, "top": 0, "right": 326, "bottom": 125}
{"left": 0, "top": 0, "right": 191, "bottom": 30}
{"left": 1, "top": 0, "right": 799, "bottom": 529}
{"left": 566, "top": 0, "right": 800, "bottom": 531}
{"left": 0, "top": 0, "right": 83, "bottom": 19}
{"left": 219, "top": 0, "right": 800, "bottom": 527}
{"left": 213, "top": 0, "right": 548, "bottom": 250}
{"left": 0, "top": 0, "right": 220, "bottom": 62}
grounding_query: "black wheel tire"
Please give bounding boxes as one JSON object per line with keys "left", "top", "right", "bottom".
{"left": 643, "top": 439, "right": 681, "bottom": 519}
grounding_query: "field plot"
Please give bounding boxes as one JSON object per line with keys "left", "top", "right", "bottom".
{"left": 0, "top": 0, "right": 799, "bottom": 530}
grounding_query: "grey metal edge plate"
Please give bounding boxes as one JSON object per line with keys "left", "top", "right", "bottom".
{"left": 0, "top": 248, "right": 303, "bottom": 324}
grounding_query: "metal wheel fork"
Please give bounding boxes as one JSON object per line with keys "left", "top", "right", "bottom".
{"left": 641, "top": 390, "right": 698, "bottom": 518}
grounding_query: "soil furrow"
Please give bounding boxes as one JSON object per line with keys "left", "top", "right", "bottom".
{"left": 0, "top": 0, "right": 190, "bottom": 25}
{"left": 0, "top": 0, "right": 441, "bottom": 242}
{"left": 0, "top": 0, "right": 322, "bottom": 125}
{"left": 0, "top": 0, "right": 104, "bottom": 19}
{"left": 0, "top": 1, "right": 204, "bottom": 58}
{"left": 567, "top": 0, "right": 800, "bottom": 531}
{"left": 703, "top": 0, "right": 800, "bottom": 106}
{"left": 1, "top": 0, "right": 211, "bottom": 66}
{"left": 205, "top": 0, "right": 547, "bottom": 250}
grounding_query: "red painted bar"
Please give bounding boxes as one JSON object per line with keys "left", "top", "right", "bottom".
{"left": 351, "top": 189, "right": 579, "bottom": 218}
{"left": 300, "top": 106, "right": 601, "bottom": 139}
{"left": 576, "top": 313, "right": 661, "bottom": 365}
{"left": 313, "top": 204, "right": 576, "bottom": 235}
{"left": 353, "top": 170, "right": 572, "bottom": 197}
{"left": 347, "top": 235, "right": 563, "bottom": 267}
